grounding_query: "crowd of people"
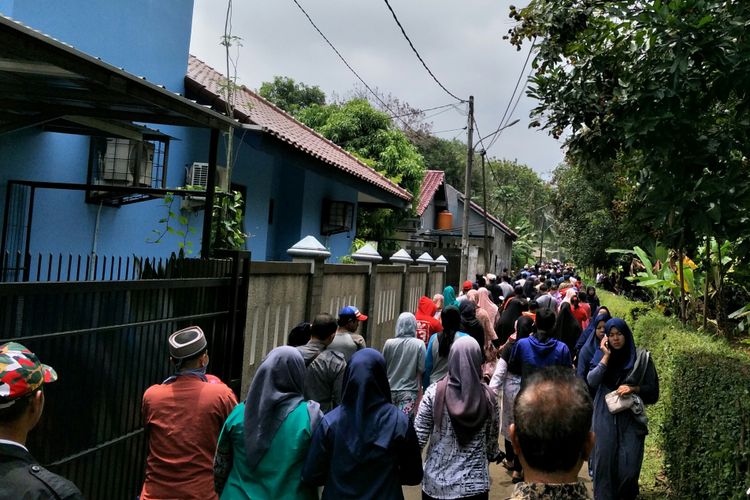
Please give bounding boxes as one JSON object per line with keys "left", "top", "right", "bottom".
{"left": 0, "top": 262, "right": 660, "bottom": 500}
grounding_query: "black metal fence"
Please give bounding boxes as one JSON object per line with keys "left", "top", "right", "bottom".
{"left": 0, "top": 252, "right": 249, "bottom": 499}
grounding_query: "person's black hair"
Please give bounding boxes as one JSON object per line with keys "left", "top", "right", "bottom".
{"left": 578, "top": 291, "right": 588, "bottom": 303}
{"left": 311, "top": 313, "right": 337, "bottom": 340}
{"left": 535, "top": 308, "right": 556, "bottom": 334}
{"left": 287, "top": 322, "right": 312, "bottom": 347}
{"left": 0, "top": 388, "right": 41, "bottom": 424}
{"left": 528, "top": 300, "right": 538, "bottom": 312}
{"left": 514, "top": 366, "right": 592, "bottom": 473}
{"left": 539, "top": 283, "right": 548, "bottom": 292}
{"left": 438, "top": 305, "right": 461, "bottom": 358}
{"left": 337, "top": 315, "right": 356, "bottom": 327}
{"left": 513, "top": 285, "right": 524, "bottom": 296}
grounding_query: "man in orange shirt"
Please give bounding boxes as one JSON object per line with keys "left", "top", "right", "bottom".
{"left": 141, "top": 326, "right": 237, "bottom": 500}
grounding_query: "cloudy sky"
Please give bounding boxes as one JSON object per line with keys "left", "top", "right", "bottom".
{"left": 190, "top": 0, "right": 564, "bottom": 178}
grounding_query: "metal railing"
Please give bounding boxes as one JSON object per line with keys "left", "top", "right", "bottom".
{"left": 0, "top": 252, "right": 249, "bottom": 499}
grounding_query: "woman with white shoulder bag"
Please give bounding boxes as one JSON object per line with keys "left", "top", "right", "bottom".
{"left": 586, "top": 317, "right": 659, "bottom": 500}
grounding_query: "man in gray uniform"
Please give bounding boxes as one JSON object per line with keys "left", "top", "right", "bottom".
{"left": 327, "top": 306, "right": 368, "bottom": 362}
{"left": 298, "top": 313, "right": 347, "bottom": 412}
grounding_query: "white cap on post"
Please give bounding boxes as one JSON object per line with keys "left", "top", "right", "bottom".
{"left": 390, "top": 249, "right": 414, "bottom": 265}
{"left": 287, "top": 235, "right": 331, "bottom": 272}
{"left": 416, "top": 252, "right": 435, "bottom": 266}
{"left": 435, "top": 255, "right": 449, "bottom": 267}
{"left": 351, "top": 243, "right": 383, "bottom": 263}
{"left": 352, "top": 243, "right": 382, "bottom": 273}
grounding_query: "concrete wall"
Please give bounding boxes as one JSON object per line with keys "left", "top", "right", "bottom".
{"left": 429, "top": 268, "right": 446, "bottom": 297}
{"left": 405, "top": 267, "right": 428, "bottom": 314}
{"left": 239, "top": 258, "right": 445, "bottom": 388}
{"left": 241, "top": 262, "right": 310, "bottom": 394}
{"left": 370, "top": 266, "right": 405, "bottom": 351}
{"left": 319, "top": 265, "right": 368, "bottom": 318}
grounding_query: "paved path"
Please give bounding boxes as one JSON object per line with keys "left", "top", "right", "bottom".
{"left": 403, "top": 461, "right": 593, "bottom": 499}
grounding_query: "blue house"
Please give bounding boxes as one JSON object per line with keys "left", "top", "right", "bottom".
{"left": 0, "top": 0, "right": 410, "bottom": 270}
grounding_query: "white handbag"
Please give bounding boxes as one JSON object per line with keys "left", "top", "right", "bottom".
{"left": 605, "top": 390, "right": 634, "bottom": 414}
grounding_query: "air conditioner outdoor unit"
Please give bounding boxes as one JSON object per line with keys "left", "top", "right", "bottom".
{"left": 98, "top": 138, "right": 154, "bottom": 187}
{"left": 181, "top": 162, "right": 229, "bottom": 210}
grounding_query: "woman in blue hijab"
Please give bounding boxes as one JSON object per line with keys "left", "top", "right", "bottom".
{"left": 575, "top": 309, "right": 612, "bottom": 382}
{"left": 587, "top": 318, "right": 659, "bottom": 500}
{"left": 302, "top": 348, "right": 423, "bottom": 499}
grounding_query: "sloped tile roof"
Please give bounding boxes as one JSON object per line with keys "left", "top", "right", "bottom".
{"left": 186, "top": 56, "right": 411, "bottom": 202}
{"left": 456, "top": 191, "right": 518, "bottom": 239}
{"left": 416, "top": 170, "right": 445, "bottom": 216}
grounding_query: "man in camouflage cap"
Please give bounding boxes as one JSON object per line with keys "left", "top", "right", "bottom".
{"left": 0, "top": 342, "right": 83, "bottom": 499}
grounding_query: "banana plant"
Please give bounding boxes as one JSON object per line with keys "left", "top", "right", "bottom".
{"left": 606, "top": 244, "right": 703, "bottom": 306}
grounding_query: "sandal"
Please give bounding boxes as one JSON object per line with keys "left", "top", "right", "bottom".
{"left": 501, "top": 459, "right": 515, "bottom": 470}
{"left": 511, "top": 472, "right": 524, "bottom": 484}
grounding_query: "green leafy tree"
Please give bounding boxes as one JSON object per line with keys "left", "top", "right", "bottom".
{"left": 297, "top": 99, "right": 426, "bottom": 248}
{"left": 507, "top": 0, "right": 750, "bottom": 321}
{"left": 407, "top": 131, "right": 467, "bottom": 187}
{"left": 259, "top": 76, "right": 326, "bottom": 115}
{"left": 507, "top": 0, "right": 750, "bottom": 249}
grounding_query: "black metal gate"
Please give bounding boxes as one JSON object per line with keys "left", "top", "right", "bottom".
{"left": 0, "top": 252, "right": 249, "bottom": 499}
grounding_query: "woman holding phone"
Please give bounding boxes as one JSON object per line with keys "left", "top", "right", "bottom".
{"left": 587, "top": 318, "right": 659, "bottom": 500}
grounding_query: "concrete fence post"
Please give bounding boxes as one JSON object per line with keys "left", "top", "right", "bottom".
{"left": 435, "top": 255, "right": 449, "bottom": 295}
{"left": 416, "top": 252, "right": 435, "bottom": 298}
{"left": 287, "top": 236, "right": 331, "bottom": 320}
{"left": 351, "top": 243, "right": 382, "bottom": 343}
{"left": 390, "top": 249, "right": 413, "bottom": 313}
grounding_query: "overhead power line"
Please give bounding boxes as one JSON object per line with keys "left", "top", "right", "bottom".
{"left": 432, "top": 126, "right": 467, "bottom": 135}
{"left": 382, "top": 0, "right": 466, "bottom": 103}
{"left": 290, "top": 0, "right": 413, "bottom": 129}
{"left": 390, "top": 102, "right": 456, "bottom": 118}
{"left": 480, "top": 42, "right": 535, "bottom": 148}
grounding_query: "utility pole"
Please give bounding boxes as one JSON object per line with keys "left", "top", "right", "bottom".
{"left": 460, "top": 96, "right": 474, "bottom": 283}
{"left": 538, "top": 214, "right": 545, "bottom": 263}
{"left": 480, "top": 150, "right": 490, "bottom": 274}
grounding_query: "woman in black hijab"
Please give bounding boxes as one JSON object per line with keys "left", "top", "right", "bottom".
{"left": 495, "top": 286, "right": 527, "bottom": 343}
{"left": 458, "top": 301, "right": 486, "bottom": 362}
{"left": 552, "top": 302, "right": 583, "bottom": 356}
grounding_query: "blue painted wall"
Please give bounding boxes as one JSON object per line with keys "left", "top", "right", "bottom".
{"left": 224, "top": 133, "right": 359, "bottom": 262}
{"left": 0, "top": 0, "right": 364, "bottom": 264}
{"left": 2, "top": 0, "right": 194, "bottom": 91}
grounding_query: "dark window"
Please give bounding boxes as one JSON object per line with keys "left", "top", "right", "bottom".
{"left": 321, "top": 200, "right": 354, "bottom": 235}
{"left": 268, "top": 198, "right": 275, "bottom": 225}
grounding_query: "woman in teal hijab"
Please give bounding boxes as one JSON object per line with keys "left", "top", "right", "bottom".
{"left": 443, "top": 286, "right": 458, "bottom": 308}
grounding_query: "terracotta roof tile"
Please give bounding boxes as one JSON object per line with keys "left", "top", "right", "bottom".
{"left": 416, "top": 170, "right": 445, "bottom": 216}
{"left": 186, "top": 56, "right": 411, "bottom": 202}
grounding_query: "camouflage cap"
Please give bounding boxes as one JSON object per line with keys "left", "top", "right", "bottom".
{"left": 0, "top": 342, "right": 57, "bottom": 408}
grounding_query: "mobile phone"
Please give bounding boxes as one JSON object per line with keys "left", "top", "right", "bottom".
{"left": 605, "top": 340, "right": 610, "bottom": 349}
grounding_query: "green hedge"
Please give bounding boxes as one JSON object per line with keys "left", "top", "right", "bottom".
{"left": 598, "top": 292, "right": 750, "bottom": 498}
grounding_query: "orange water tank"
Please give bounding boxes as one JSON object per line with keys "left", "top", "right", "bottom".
{"left": 436, "top": 210, "right": 453, "bottom": 230}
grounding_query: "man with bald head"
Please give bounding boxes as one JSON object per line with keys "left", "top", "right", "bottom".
{"left": 509, "top": 366, "right": 593, "bottom": 499}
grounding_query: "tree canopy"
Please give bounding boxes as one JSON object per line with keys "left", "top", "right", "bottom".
{"left": 258, "top": 76, "right": 326, "bottom": 115}
{"left": 507, "top": 0, "right": 750, "bottom": 253}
